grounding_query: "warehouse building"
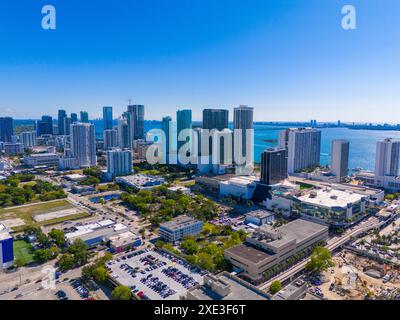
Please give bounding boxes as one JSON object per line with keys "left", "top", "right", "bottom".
{"left": 65, "top": 219, "right": 117, "bottom": 247}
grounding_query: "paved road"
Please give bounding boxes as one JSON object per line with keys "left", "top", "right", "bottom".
{"left": 0, "top": 265, "right": 83, "bottom": 300}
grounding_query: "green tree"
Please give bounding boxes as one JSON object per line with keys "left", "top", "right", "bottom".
{"left": 58, "top": 253, "right": 75, "bottom": 271}
{"left": 68, "top": 239, "right": 89, "bottom": 266}
{"left": 269, "top": 281, "right": 283, "bottom": 294}
{"left": 14, "top": 256, "right": 28, "bottom": 267}
{"left": 23, "top": 225, "right": 42, "bottom": 237}
{"left": 81, "top": 264, "right": 96, "bottom": 280}
{"left": 305, "top": 246, "right": 335, "bottom": 274}
{"left": 112, "top": 286, "right": 133, "bottom": 301}
{"left": 197, "top": 252, "right": 214, "bottom": 271}
{"left": 49, "top": 229, "right": 66, "bottom": 247}
{"left": 92, "top": 266, "right": 109, "bottom": 282}
{"left": 83, "top": 167, "right": 102, "bottom": 179}
{"left": 36, "top": 233, "right": 52, "bottom": 248}
{"left": 181, "top": 237, "right": 199, "bottom": 255}
{"left": 12, "top": 196, "right": 26, "bottom": 205}
{"left": 35, "top": 248, "right": 56, "bottom": 262}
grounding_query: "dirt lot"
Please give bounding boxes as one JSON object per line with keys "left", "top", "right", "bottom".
{"left": 320, "top": 251, "right": 400, "bottom": 300}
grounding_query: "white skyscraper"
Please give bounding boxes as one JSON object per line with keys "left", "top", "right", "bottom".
{"left": 118, "top": 116, "right": 132, "bottom": 150}
{"left": 107, "top": 149, "right": 132, "bottom": 178}
{"left": 71, "top": 123, "right": 97, "bottom": 168}
{"left": 375, "top": 138, "right": 400, "bottom": 178}
{"left": 331, "top": 140, "right": 350, "bottom": 182}
{"left": 284, "top": 128, "right": 321, "bottom": 174}
{"left": 19, "top": 131, "right": 36, "bottom": 148}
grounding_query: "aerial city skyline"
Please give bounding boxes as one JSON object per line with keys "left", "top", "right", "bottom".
{"left": 1, "top": 0, "right": 400, "bottom": 306}
{"left": 1, "top": 101, "right": 400, "bottom": 303}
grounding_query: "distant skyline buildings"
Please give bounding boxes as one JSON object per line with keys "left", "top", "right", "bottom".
{"left": 177, "top": 109, "right": 192, "bottom": 152}
{"left": 127, "top": 104, "right": 145, "bottom": 140}
{"left": 37, "top": 116, "right": 53, "bottom": 136}
{"left": 0, "top": 117, "right": 13, "bottom": 143}
{"left": 104, "top": 129, "right": 118, "bottom": 150}
{"left": 161, "top": 116, "right": 172, "bottom": 164}
{"left": 80, "top": 111, "right": 89, "bottom": 123}
{"left": 57, "top": 110, "right": 67, "bottom": 136}
{"left": 71, "top": 113, "right": 78, "bottom": 124}
{"left": 103, "top": 106, "right": 113, "bottom": 130}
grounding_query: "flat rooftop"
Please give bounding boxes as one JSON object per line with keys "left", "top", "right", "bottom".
{"left": 117, "top": 174, "right": 165, "bottom": 186}
{"left": 26, "top": 153, "right": 58, "bottom": 158}
{"left": 65, "top": 220, "right": 116, "bottom": 240}
{"left": 188, "top": 274, "right": 268, "bottom": 300}
{"left": 160, "top": 215, "right": 202, "bottom": 232}
{"left": 108, "top": 231, "right": 139, "bottom": 247}
{"left": 288, "top": 176, "right": 382, "bottom": 197}
{"left": 220, "top": 176, "right": 259, "bottom": 186}
{"left": 272, "top": 219, "right": 329, "bottom": 243}
{"left": 64, "top": 174, "right": 86, "bottom": 180}
{"left": 297, "top": 188, "right": 364, "bottom": 208}
{"left": 246, "top": 209, "right": 274, "bottom": 219}
{"left": 225, "top": 244, "right": 271, "bottom": 264}
{"left": 0, "top": 224, "right": 11, "bottom": 241}
{"left": 247, "top": 219, "right": 329, "bottom": 252}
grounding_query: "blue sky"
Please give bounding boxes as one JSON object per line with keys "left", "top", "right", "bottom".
{"left": 0, "top": 0, "right": 399, "bottom": 122}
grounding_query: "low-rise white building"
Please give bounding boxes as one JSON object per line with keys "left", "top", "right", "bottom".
{"left": 59, "top": 156, "right": 79, "bottom": 170}
{"left": 219, "top": 176, "right": 258, "bottom": 200}
{"left": 116, "top": 174, "right": 165, "bottom": 190}
{"left": 3, "top": 143, "right": 24, "bottom": 156}
{"left": 245, "top": 210, "right": 275, "bottom": 226}
{"left": 23, "top": 153, "right": 60, "bottom": 167}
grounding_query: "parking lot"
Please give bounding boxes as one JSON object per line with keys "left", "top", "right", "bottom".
{"left": 108, "top": 248, "right": 206, "bottom": 300}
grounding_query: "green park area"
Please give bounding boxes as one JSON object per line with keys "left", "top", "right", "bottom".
{"left": 0, "top": 200, "right": 89, "bottom": 232}
{"left": 13, "top": 240, "right": 36, "bottom": 266}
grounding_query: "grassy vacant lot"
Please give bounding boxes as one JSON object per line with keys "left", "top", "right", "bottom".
{"left": 18, "top": 181, "right": 37, "bottom": 188}
{"left": 13, "top": 240, "right": 36, "bottom": 265}
{"left": 0, "top": 200, "right": 90, "bottom": 232}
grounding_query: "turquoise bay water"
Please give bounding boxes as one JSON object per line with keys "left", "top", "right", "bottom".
{"left": 94, "top": 121, "right": 400, "bottom": 172}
